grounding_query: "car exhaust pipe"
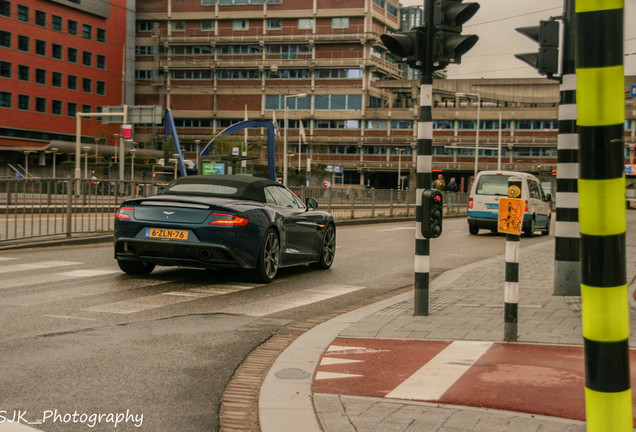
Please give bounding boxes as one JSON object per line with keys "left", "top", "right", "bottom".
{"left": 126, "top": 242, "right": 137, "bottom": 254}
{"left": 199, "top": 248, "right": 212, "bottom": 260}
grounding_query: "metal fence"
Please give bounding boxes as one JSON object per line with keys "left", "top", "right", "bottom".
{"left": 0, "top": 178, "right": 468, "bottom": 244}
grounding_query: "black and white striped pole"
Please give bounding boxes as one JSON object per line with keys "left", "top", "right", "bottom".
{"left": 576, "top": 1, "right": 630, "bottom": 430}
{"left": 498, "top": 177, "right": 523, "bottom": 342}
{"left": 381, "top": 0, "right": 479, "bottom": 316}
{"left": 554, "top": 0, "right": 580, "bottom": 296}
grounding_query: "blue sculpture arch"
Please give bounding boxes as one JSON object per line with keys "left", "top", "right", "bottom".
{"left": 164, "top": 109, "right": 277, "bottom": 180}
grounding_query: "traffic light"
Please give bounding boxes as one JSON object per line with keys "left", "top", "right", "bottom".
{"left": 431, "top": 0, "right": 480, "bottom": 70}
{"left": 380, "top": 27, "right": 426, "bottom": 71}
{"left": 421, "top": 189, "right": 443, "bottom": 238}
{"left": 515, "top": 20, "right": 559, "bottom": 78}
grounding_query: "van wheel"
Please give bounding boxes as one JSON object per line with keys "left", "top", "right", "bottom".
{"left": 469, "top": 225, "right": 479, "bottom": 235}
{"left": 524, "top": 218, "right": 535, "bottom": 238}
{"left": 542, "top": 218, "right": 551, "bottom": 236}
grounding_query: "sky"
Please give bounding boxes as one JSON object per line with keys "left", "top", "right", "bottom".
{"left": 399, "top": 0, "right": 636, "bottom": 79}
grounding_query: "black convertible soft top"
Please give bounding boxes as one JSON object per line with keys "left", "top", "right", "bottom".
{"left": 159, "top": 175, "right": 282, "bottom": 202}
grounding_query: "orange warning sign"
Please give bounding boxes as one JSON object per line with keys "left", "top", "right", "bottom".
{"left": 498, "top": 198, "right": 524, "bottom": 235}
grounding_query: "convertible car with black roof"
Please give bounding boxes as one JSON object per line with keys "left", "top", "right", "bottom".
{"left": 114, "top": 175, "right": 336, "bottom": 283}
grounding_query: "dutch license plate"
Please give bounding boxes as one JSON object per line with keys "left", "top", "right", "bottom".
{"left": 487, "top": 204, "right": 499, "bottom": 209}
{"left": 146, "top": 228, "right": 189, "bottom": 240}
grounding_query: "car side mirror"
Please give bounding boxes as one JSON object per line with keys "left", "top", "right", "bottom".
{"left": 305, "top": 197, "right": 318, "bottom": 211}
{"left": 545, "top": 194, "right": 552, "bottom": 202}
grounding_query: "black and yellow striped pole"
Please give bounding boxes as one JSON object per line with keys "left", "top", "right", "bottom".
{"left": 576, "top": 0, "right": 630, "bottom": 430}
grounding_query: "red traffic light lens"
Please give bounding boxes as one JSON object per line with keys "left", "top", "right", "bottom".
{"left": 433, "top": 195, "right": 442, "bottom": 203}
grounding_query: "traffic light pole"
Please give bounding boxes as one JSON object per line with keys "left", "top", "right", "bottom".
{"left": 576, "top": 1, "right": 630, "bottom": 430}
{"left": 553, "top": 0, "right": 580, "bottom": 296}
{"left": 414, "top": 0, "right": 434, "bottom": 316}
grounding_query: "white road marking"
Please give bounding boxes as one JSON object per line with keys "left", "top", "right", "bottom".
{"left": 43, "top": 315, "right": 98, "bottom": 321}
{"left": 57, "top": 269, "right": 120, "bottom": 277}
{"left": 84, "top": 284, "right": 261, "bottom": 314}
{"left": 0, "top": 261, "right": 80, "bottom": 273}
{"left": 315, "top": 371, "right": 363, "bottom": 380}
{"left": 319, "top": 357, "right": 363, "bottom": 366}
{"left": 386, "top": 341, "right": 492, "bottom": 401}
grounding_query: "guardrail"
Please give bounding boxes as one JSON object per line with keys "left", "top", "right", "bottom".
{"left": 0, "top": 178, "right": 468, "bottom": 244}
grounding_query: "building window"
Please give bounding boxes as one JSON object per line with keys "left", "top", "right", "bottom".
{"left": 96, "top": 80, "right": 105, "bottom": 95}
{"left": 51, "top": 99, "right": 62, "bottom": 115}
{"left": 18, "top": 94, "right": 29, "bottom": 111}
{"left": 0, "top": 30, "right": 10, "bottom": 48}
{"left": 266, "top": 19, "right": 281, "bottom": 30}
{"left": 82, "top": 24, "right": 92, "bottom": 39}
{"left": 67, "top": 75, "right": 77, "bottom": 90}
{"left": 201, "top": 20, "right": 214, "bottom": 31}
{"left": 233, "top": 20, "right": 249, "bottom": 31}
{"left": 0, "top": 61, "right": 10, "bottom": 78}
{"left": 17, "top": 4, "right": 28, "bottom": 22}
{"left": 315, "top": 94, "right": 361, "bottom": 111}
{"left": 170, "top": 21, "right": 186, "bottom": 32}
{"left": 67, "top": 102, "right": 77, "bottom": 117}
{"left": 35, "top": 10, "right": 46, "bottom": 26}
{"left": 332, "top": 18, "right": 349, "bottom": 29}
{"left": 135, "top": 70, "right": 156, "bottom": 80}
{"left": 137, "top": 21, "right": 154, "bottom": 31}
{"left": 96, "top": 54, "right": 105, "bottom": 69}
{"left": 68, "top": 19, "right": 77, "bottom": 35}
{"left": 17, "top": 35, "right": 28, "bottom": 52}
{"left": 0, "top": 1, "right": 10, "bottom": 17}
{"left": 67, "top": 47, "right": 77, "bottom": 62}
{"left": 51, "top": 15, "right": 62, "bottom": 31}
{"left": 201, "top": 0, "right": 214, "bottom": 5}
{"left": 82, "top": 51, "right": 92, "bottom": 66}
{"left": 298, "top": 19, "right": 313, "bottom": 30}
{"left": 52, "top": 43, "right": 62, "bottom": 59}
{"left": 51, "top": 71, "right": 62, "bottom": 87}
{"left": 35, "top": 97, "right": 46, "bottom": 113}
{"left": 96, "top": 28, "right": 106, "bottom": 42}
{"left": 82, "top": 104, "right": 91, "bottom": 113}
{"left": 365, "top": 120, "right": 388, "bottom": 130}
{"left": 35, "top": 39, "right": 45, "bottom": 56}
{"left": 17, "top": 64, "right": 28, "bottom": 81}
{"left": 35, "top": 68, "right": 46, "bottom": 84}
{"left": 391, "top": 120, "right": 413, "bottom": 129}
{"left": 82, "top": 77, "right": 91, "bottom": 93}
{"left": 0, "top": 91, "right": 11, "bottom": 108}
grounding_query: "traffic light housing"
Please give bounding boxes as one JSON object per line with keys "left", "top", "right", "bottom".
{"left": 421, "top": 189, "right": 443, "bottom": 238}
{"left": 431, "top": 0, "right": 480, "bottom": 70}
{"left": 515, "top": 20, "right": 559, "bottom": 78}
{"left": 380, "top": 27, "right": 426, "bottom": 71}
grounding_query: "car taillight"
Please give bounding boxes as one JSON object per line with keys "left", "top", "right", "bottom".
{"left": 115, "top": 207, "right": 134, "bottom": 220}
{"left": 209, "top": 212, "right": 249, "bottom": 226}
{"left": 524, "top": 200, "right": 528, "bottom": 212}
{"left": 468, "top": 197, "right": 473, "bottom": 210}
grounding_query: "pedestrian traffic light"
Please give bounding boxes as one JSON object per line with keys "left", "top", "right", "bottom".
{"left": 421, "top": 189, "right": 443, "bottom": 238}
{"left": 380, "top": 27, "right": 426, "bottom": 71}
{"left": 515, "top": 20, "right": 559, "bottom": 78}
{"left": 431, "top": 0, "right": 480, "bottom": 70}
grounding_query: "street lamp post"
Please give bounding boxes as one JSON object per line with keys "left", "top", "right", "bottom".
{"left": 396, "top": 148, "right": 404, "bottom": 190}
{"left": 82, "top": 146, "right": 91, "bottom": 179}
{"left": 194, "top": 139, "right": 201, "bottom": 173}
{"left": 49, "top": 147, "right": 59, "bottom": 178}
{"left": 113, "top": 134, "right": 119, "bottom": 163}
{"left": 283, "top": 93, "right": 307, "bottom": 186}
{"left": 23, "top": 150, "right": 30, "bottom": 177}
{"left": 130, "top": 148, "right": 137, "bottom": 180}
{"left": 456, "top": 92, "right": 481, "bottom": 178}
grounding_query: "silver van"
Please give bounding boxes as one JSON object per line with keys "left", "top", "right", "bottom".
{"left": 467, "top": 170, "right": 552, "bottom": 237}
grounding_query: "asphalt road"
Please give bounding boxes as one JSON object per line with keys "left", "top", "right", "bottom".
{"left": 0, "top": 217, "right": 553, "bottom": 431}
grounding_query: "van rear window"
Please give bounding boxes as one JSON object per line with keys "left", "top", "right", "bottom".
{"left": 476, "top": 175, "right": 511, "bottom": 196}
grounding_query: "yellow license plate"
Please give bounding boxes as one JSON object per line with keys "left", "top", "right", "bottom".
{"left": 146, "top": 228, "right": 189, "bottom": 240}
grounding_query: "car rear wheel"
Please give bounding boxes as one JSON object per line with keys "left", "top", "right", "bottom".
{"left": 117, "top": 259, "right": 156, "bottom": 275}
{"left": 469, "top": 225, "right": 479, "bottom": 235}
{"left": 254, "top": 228, "right": 280, "bottom": 283}
{"left": 312, "top": 224, "right": 336, "bottom": 269}
{"left": 524, "top": 217, "right": 535, "bottom": 238}
{"left": 542, "top": 217, "right": 551, "bottom": 236}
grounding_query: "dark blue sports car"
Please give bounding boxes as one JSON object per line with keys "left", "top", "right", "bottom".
{"left": 114, "top": 175, "right": 336, "bottom": 283}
